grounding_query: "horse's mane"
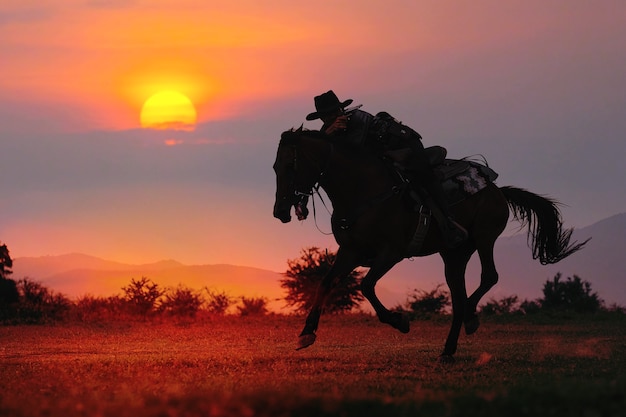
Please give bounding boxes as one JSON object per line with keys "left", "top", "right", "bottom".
{"left": 280, "top": 126, "right": 329, "bottom": 145}
{"left": 280, "top": 127, "right": 387, "bottom": 163}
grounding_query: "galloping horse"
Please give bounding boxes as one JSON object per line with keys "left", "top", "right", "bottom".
{"left": 272, "top": 128, "right": 587, "bottom": 362}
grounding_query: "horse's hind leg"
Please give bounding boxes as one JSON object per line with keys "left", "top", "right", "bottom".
{"left": 440, "top": 247, "right": 475, "bottom": 361}
{"left": 464, "top": 240, "right": 499, "bottom": 335}
{"left": 297, "top": 247, "right": 359, "bottom": 350}
{"left": 465, "top": 191, "right": 509, "bottom": 335}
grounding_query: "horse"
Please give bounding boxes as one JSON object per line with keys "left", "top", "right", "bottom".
{"left": 272, "top": 128, "right": 588, "bottom": 362}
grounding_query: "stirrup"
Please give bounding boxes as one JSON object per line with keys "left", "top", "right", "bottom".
{"left": 444, "top": 218, "right": 468, "bottom": 248}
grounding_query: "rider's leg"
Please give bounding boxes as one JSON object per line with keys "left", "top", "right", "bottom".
{"left": 407, "top": 141, "right": 468, "bottom": 247}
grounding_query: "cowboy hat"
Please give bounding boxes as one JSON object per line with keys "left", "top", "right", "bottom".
{"left": 305, "top": 90, "right": 353, "bottom": 121}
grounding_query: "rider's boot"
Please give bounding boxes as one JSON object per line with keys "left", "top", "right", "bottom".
{"left": 405, "top": 144, "right": 468, "bottom": 248}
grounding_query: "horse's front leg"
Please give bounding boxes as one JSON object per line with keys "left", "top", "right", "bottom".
{"left": 297, "top": 248, "right": 359, "bottom": 350}
{"left": 360, "top": 258, "right": 409, "bottom": 333}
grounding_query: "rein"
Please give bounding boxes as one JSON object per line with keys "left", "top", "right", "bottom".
{"left": 291, "top": 141, "right": 335, "bottom": 235}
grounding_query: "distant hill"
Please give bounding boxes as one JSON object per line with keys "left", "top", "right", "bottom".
{"left": 12, "top": 255, "right": 287, "bottom": 312}
{"left": 489, "top": 212, "right": 625, "bottom": 306}
{"left": 11, "top": 213, "right": 626, "bottom": 312}
{"left": 378, "top": 212, "right": 625, "bottom": 308}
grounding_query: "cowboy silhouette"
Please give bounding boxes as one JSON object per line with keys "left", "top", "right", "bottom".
{"left": 305, "top": 90, "right": 467, "bottom": 247}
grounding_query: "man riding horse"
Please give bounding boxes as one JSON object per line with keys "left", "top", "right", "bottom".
{"left": 304, "top": 90, "right": 468, "bottom": 248}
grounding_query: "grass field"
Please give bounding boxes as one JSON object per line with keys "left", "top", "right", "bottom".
{"left": 1, "top": 313, "right": 625, "bottom": 417}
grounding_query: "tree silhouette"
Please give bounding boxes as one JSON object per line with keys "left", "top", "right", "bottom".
{"left": 159, "top": 285, "right": 203, "bottom": 317}
{"left": 121, "top": 277, "right": 164, "bottom": 316}
{"left": 540, "top": 273, "right": 603, "bottom": 313}
{"left": 0, "top": 243, "right": 13, "bottom": 279}
{"left": 280, "top": 247, "right": 365, "bottom": 314}
{"left": 16, "top": 278, "right": 70, "bottom": 321}
{"left": 204, "top": 288, "right": 234, "bottom": 315}
{"left": 0, "top": 243, "right": 18, "bottom": 305}
{"left": 237, "top": 296, "right": 269, "bottom": 316}
{"left": 396, "top": 284, "right": 451, "bottom": 319}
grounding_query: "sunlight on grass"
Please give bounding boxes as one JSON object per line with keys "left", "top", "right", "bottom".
{"left": 0, "top": 315, "right": 625, "bottom": 416}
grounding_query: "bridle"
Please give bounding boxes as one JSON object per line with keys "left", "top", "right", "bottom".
{"left": 288, "top": 138, "right": 334, "bottom": 204}
{"left": 282, "top": 136, "right": 335, "bottom": 233}
{"left": 279, "top": 133, "right": 406, "bottom": 233}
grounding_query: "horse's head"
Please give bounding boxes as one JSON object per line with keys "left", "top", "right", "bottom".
{"left": 272, "top": 129, "right": 329, "bottom": 223}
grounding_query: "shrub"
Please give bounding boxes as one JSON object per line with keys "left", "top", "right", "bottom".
{"left": 480, "top": 295, "right": 521, "bottom": 316}
{"left": 281, "top": 247, "right": 365, "bottom": 314}
{"left": 14, "top": 278, "right": 71, "bottom": 323}
{"left": 519, "top": 299, "right": 542, "bottom": 315}
{"left": 73, "top": 295, "right": 126, "bottom": 321}
{"left": 204, "top": 288, "right": 234, "bottom": 315}
{"left": 121, "top": 277, "right": 164, "bottom": 316}
{"left": 237, "top": 296, "right": 268, "bottom": 316}
{"left": 159, "top": 285, "right": 204, "bottom": 317}
{"left": 540, "top": 273, "right": 603, "bottom": 313}
{"left": 396, "top": 284, "right": 450, "bottom": 319}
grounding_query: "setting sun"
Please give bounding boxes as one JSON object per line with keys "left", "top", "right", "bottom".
{"left": 140, "top": 90, "right": 197, "bottom": 131}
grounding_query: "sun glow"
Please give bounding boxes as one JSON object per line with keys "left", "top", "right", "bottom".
{"left": 140, "top": 91, "right": 197, "bottom": 131}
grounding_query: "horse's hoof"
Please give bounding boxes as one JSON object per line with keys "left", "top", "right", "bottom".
{"left": 395, "top": 315, "right": 410, "bottom": 334}
{"left": 385, "top": 313, "right": 410, "bottom": 334}
{"left": 438, "top": 354, "right": 456, "bottom": 364}
{"left": 465, "top": 314, "right": 480, "bottom": 335}
{"left": 296, "top": 333, "right": 316, "bottom": 350}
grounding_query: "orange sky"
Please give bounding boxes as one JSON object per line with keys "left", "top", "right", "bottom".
{"left": 1, "top": 1, "right": 625, "bottom": 278}
{"left": 2, "top": 1, "right": 571, "bottom": 129}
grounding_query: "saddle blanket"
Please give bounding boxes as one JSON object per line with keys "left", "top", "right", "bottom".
{"left": 438, "top": 159, "right": 499, "bottom": 205}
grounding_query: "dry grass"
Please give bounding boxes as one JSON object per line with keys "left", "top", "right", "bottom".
{"left": 1, "top": 314, "right": 624, "bottom": 416}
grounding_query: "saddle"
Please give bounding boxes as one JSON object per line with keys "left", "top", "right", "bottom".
{"left": 383, "top": 145, "right": 498, "bottom": 206}
{"left": 384, "top": 145, "right": 471, "bottom": 181}
{"left": 383, "top": 145, "right": 498, "bottom": 253}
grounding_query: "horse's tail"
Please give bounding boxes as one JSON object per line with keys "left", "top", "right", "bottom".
{"left": 500, "top": 186, "right": 590, "bottom": 265}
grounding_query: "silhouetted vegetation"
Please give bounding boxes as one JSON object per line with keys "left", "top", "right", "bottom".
{"left": 0, "top": 242, "right": 12, "bottom": 279}
{"left": 479, "top": 273, "right": 606, "bottom": 316}
{"left": 394, "top": 284, "right": 451, "bottom": 319}
{"left": 280, "top": 247, "right": 365, "bottom": 314}
{"left": 204, "top": 288, "right": 235, "bottom": 315}
{"left": 539, "top": 272, "right": 603, "bottom": 312}
{"left": 158, "top": 285, "right": 204, "bottom": 317}
{"left": 390, "top": 272, "right": 618, "bottom": 320}
{"left": 0, "top": 243, "right": 19, "bottom": 313}
{"left": 0, "top": 238, "right": 622, "bottom": 325}
{"left": 480, "top": 295, "right": 524, "bottom": 316}
{"left": 0, "top": 275, "right": 267, "bottom": 324}
{"left": 237, "top": 296, "right": 269, "bottom": 316}
{"left": 122, "top": 276, "right": 165, "bottom": 317}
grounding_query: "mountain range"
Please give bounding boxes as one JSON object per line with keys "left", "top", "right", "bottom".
{"left": 11, "top": 255, "right": 288, "bottom": 311}
{"left": 380, "top": 212, "right": 626, "bottom": 308}
{"left": 10, "top": 213, "right": 626, "bottom": 311}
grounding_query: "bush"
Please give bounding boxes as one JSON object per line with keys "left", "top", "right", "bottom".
{"left": 237, "top": 296, "right": 268, "bottom": 316}
{"left": 480, "top": 295, "right": 521, "bottom": 316}
{"left": 14, "top": 278, "right": 71, "bottom": 323}
{"left": 396, "top": 284, "right": 450, "bottom": 319}
{"left": 159, "top": 285, "right": 204, "bottom": 317}
{"left": 519, "top": 299, "right": 542, "bottom": 315}
{"left": 73, "top": 295, "right": 126, "bottom": 321}
{"left": 281, "top": 247, "right": 365, "bottom": 314}
{"left": 204, "top": 288, "right": 234, "bottom": 315}
{"left": 540, "top": 273, "right": 603, "bottom": 313}
{"left": 121, "top": 277, "right": 164, "bottom": 316}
